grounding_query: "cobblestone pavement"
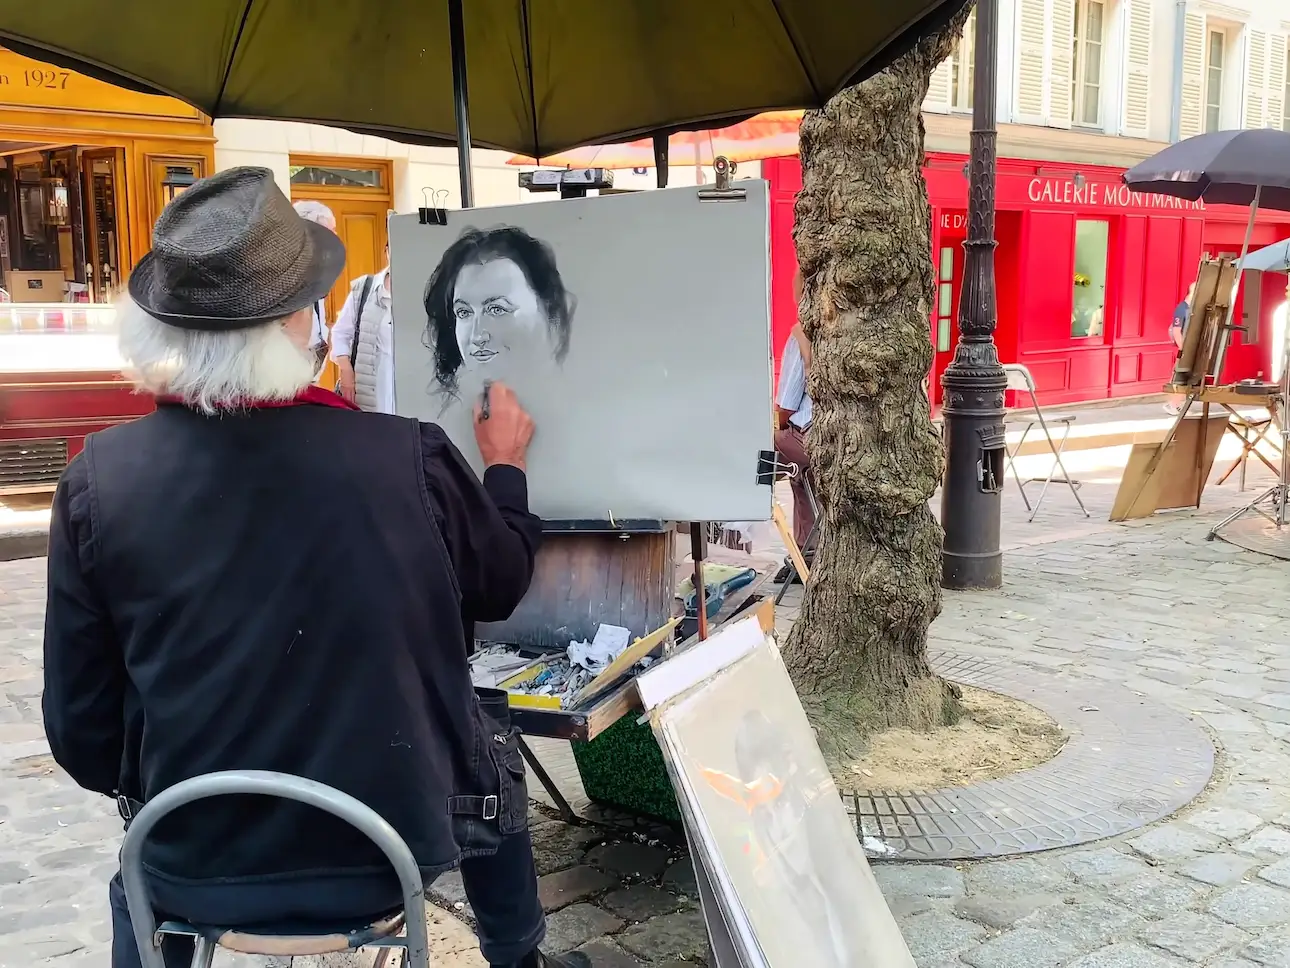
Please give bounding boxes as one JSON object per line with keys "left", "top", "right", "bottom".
{"left": 4, "top": 449, "right": 1290, "bottom": 965}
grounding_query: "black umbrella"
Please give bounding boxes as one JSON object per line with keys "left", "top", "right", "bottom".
{"left": 0, "top": 0, "right": 970, "bottom": 207}
{"left": 1123, "top": 129, "right": 1290, "bottom": 209}
{"left": 1124, "top": 129, "right": 1290, "bottom": 375}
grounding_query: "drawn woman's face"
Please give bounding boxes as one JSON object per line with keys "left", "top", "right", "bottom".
{"left": 452, "top": 257, "right": 545, "bottom": 368}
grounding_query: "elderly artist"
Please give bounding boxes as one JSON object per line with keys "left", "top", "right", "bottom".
{"left": 774, "top": 268, "right": 815, "bottom": 584}
{"left": 41, "top": 168, "right": 590, "bottom": 968}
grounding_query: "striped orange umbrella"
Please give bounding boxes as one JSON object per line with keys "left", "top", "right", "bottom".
{"left": 507, "top": 111, "right": 803, "bottom": 169}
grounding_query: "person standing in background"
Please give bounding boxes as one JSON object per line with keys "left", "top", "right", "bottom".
{"left": 1166, "top": 283, "right": 1196, "bottom": 415}
{"left": 331, "top": 242, "right": 395, "bottom": 413}
{"left": 291, "top": 200, "right": 338, "bottom": 375}
{"left": 774, "top": 268, "right": 815, "bottom": 584}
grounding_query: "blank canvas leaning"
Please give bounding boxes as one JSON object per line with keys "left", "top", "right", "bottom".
{"left": 653, "top": 640, "right": 917, "bottom": 968}
{"left": 388, "top": 183, "right": 773, "bottom": 522}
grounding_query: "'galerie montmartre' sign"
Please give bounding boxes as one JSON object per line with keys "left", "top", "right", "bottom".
{"left": 1026, "top": 176, "right": 1207, "bottom": 211}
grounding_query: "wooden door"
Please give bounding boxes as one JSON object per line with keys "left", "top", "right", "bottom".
{"left": 930, "top": 228, "right": 965, "bottom": 407}
{"left": 290, "top": 158, "right": 391, "bottom": 390}
{"left": 324, "top": 199, "right": 389, "bottom": 318}
{"left": 288, "top": 157, "right": 392, "bottom": 322}
{"left": 80, "top": 148, "right": 128, "bottom": 303}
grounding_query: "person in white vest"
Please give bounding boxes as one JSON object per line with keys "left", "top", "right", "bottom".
{"left": 291, "top": 200, "right": 337, "bottom": 364}
{"left": 331, "top": 242, "right": 395, "bottom": 413}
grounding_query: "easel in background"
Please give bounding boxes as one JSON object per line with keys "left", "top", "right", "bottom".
{"left": 1110, "top": 256, "right": 1281, "bottom": 520}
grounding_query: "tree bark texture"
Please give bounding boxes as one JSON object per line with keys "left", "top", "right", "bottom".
{"left": 780, "top": 5, "right": 973, "bottom": 769}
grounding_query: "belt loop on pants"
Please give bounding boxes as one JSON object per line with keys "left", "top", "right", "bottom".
{"left": 449, "top": 794, "right": 500, "bottom": 822}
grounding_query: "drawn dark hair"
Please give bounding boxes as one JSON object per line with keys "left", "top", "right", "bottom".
{"left": 422, "top": 224, "right": 574, "bottom": 398}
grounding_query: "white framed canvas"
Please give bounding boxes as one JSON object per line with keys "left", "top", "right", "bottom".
{"left": 388, "top": 183, "right": 773, "bottom": 522}
{"left": 654, "top": 639, "right": 916, "bottom": 968}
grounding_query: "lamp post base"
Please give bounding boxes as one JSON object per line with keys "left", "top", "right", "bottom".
{"left": 939, "top": 339, "right": 1007, "bottom": 591}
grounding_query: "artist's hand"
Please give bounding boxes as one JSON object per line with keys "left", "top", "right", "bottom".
{"left": 336, "top": 358, "right": 356, "bottom": 404}
{"left": 474, "top": 381, "right": 534, "bottom": 471}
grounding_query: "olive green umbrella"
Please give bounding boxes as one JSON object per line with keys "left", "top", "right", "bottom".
{"left": 0, "top": 0, "right": 965, "bottom": 204}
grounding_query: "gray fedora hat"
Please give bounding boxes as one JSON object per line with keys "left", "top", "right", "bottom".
{"left": 128, "top": 166, "right": 346, "bottom": 330}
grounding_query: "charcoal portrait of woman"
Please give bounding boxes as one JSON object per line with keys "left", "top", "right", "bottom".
{"left": 422, "top": 225, "right": 575, "bottom": 405}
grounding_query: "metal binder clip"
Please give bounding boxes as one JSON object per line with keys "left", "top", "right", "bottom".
{"left": 419, "top": 187, "right": 450, "bottom": 225}
{"left": 697, "top": 155, "right": 747, "bottom": 202}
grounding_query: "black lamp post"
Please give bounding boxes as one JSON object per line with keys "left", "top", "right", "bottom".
{"left": 939, "top": 0, "right": 1007, "bottom": 590}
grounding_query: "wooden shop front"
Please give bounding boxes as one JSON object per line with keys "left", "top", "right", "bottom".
{"left": 0, "top": 46, "right": 213, "bottom": 491}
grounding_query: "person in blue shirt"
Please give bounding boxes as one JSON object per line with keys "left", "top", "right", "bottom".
{"left": 774, "top": 269, "right": 816, "bottom": 584}
{"left": 1166, "top": 283, "right": 1195, "bottom": 414}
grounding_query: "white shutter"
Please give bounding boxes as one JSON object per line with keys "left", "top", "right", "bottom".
{"left": 1267, "top": 33, "right": 1287, "bottom": 131}
{"left": 1015, "top": 0, "right": 1049, "bottom": 123}
{"left": 1244, "top": 29, "right": 1269, "bottom": 128}
{"left": 924, "top": 57, "right": 954, "bottom": 113}
{"left": 1048, "top": 0, "right": 1076, "bottom": 128}
{"left": 1120, "top": 0, "right": 1153, "bottom": 137}
{"left": 1178, "top": 12, "right": 1207, "bottom": 138}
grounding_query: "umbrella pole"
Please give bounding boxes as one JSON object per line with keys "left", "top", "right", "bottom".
{"left": 1212, "top": 185, "right": 1262, "bottom": 381}
{"left": 447, "top": 0, "right": 475, "bottom": 208}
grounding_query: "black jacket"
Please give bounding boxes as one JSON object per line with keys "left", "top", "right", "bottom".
{"left": 41, "top": 401, "right": 541, "bottom": 922}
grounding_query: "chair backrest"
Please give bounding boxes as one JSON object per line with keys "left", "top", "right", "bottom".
{"left": 1004, "top": 363, "right": 1037, "bottom": 395}
{"left": 119, "top": 771, "right": 430, "bottom": 968}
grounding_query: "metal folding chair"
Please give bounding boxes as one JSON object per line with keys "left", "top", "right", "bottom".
{"left": 1003, "top": 364, "right": 1089, "bottom": 522}
{"left": 120, "top": 770, "right": 431, "bottom": 968}
{"left": 773, "top": 458, "right": 819, "bottom": 604}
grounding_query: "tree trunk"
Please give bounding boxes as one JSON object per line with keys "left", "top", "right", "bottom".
{"left": 780, "top": 6, "right": 973, "bottom": 770}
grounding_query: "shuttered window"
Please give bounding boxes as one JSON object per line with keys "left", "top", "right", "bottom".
{"left": 951, "top": 9, "right": 977, "bottom": 111}
{"left": 923, "top": 10, "right": 977, "bottom": 114}
{"left": 1178, "top": 12, "right": 1207, "bottom": 139}
{"left": 1205, "top": 29, "right": 1226, "bottom": 132}
{"left": 1072, "top": 0, "right": 1106, "bottom": 126}
{"left": 1013, "top": 0, "right": 1076, "bottom": 128}
{"left": 1120, "top": 0, "right": 1152, "bottom": 137}
{"left": 1242, "top": 29, "right": 1289, "bottom": 131}
{"left": 1279, "top": 43, "right": 1290, "bottom": 131}
{"left": 1282, "top": 44, "right": 1290, "bottom": 131}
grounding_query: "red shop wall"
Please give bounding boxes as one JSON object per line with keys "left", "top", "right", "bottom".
{"left": 765, "top": 154, "right": 1289, "bottom": 404}
{"left": 1201, "top": 221, "right": 1288, "bottom": 382}
{"left": 767, "top": 157, "right": 803, "bottom": 387}
{"left": 1108, "top": 215, "right": 1202, "bottom": 396}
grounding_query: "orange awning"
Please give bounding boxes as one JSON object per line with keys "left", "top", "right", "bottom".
{"left": 507, "top": 111, "right": 803, "bottom": 169}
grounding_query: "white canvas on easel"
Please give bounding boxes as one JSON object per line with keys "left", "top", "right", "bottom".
{"left": 640, "top": 622, "right": 917, "bottom": 968}
{"left": 388, "top": 184, "right": 773, "bottom": 522}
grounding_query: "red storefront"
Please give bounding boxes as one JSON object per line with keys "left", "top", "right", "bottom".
{"left": 765, "top": 154, "right": 1290, "bottom": 406}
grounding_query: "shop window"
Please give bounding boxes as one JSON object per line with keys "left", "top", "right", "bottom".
{"left": 289, "top": 165, "right": 385, "bottom": 189}
{"left": 949, "top": 9, "right": 976, "bottom": 112}
{"left": 1071, "top": 0, "right": 1105, "bottom": 127}
{"left": 1071, "top": 220, "right": 1109, "bottom": 339}
{"left": 1204, "top": 29, "right": 1225, "bottom": 132}
{"left": 146, "top": 156, "right": 206, "bottom": 239}
{"left": 936, "top": 246, "right": 955, "bottom": 352}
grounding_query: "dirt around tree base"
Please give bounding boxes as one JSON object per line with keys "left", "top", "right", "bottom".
{"left": 839, "top": 685, "right": 1066, "bottom": 792}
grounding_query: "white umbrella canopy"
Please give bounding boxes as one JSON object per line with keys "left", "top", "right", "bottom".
{"left": 1240, "top": 239, "right": 1290, "bottom": 274}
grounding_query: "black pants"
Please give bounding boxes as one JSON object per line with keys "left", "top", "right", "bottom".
{"left": 109, "top": 830, "right": 546, "bottom": 967}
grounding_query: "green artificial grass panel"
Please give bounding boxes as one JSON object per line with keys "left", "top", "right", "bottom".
{"left": 572, "top": 715, "right": 681, "bottom": 825}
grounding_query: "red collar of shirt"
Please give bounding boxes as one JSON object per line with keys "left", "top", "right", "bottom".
{"left": 154, "top": 385, "right": 361, "bottom": 412}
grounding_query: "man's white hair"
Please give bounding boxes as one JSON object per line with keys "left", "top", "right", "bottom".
{"left": 116, "top": 296, "right": 318, "bottom": 414}
{"left": 293, "top": 199, "right": 336, "bottom": 229}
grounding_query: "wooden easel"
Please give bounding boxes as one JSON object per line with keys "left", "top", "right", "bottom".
{"left": 477, "top": 518, "right": 779, "bottom": 820}
{"left": 1110, "top": 256, "right": 1247, "bottom": 521}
